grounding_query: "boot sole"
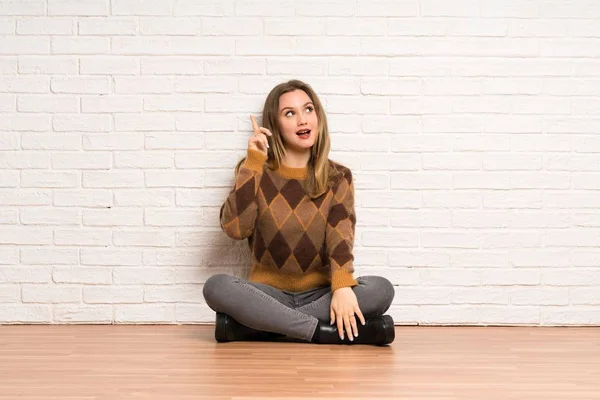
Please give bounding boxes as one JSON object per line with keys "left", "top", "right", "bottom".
{"left": 214, "top": 312, "right": 231, "bottom": 343}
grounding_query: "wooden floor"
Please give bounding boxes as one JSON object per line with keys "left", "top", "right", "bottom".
{"left": 0, "top": 325, "right": 599, "bottom": 399}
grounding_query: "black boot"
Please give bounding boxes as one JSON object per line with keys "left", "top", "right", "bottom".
{"left": 214, "top": 312, "right": 285, "bottom": 342}
{"left": 313, "top": 315, "right": 395, "bottom": 346}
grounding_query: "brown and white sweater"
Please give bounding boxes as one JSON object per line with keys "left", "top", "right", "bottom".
{"left": 219, "top": 148, "right": 358, "bottom": 292}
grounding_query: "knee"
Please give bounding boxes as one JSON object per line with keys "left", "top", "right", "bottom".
{"left": 359, "top": 275, "right": 395, "bottom": 311}
{"left": 203, "top": 274, "right": 234, "bottom": 309}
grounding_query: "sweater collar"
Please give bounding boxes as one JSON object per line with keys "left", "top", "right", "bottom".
{"left": 274, "top": 163, "right": 308, "bottom": 180}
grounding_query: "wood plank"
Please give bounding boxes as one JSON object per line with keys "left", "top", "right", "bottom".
{"left": 0, "top": 325, "right": 598, "bottom": 399}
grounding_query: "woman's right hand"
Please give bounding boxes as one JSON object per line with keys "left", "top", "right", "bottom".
{"left": 248, "top": 114, "right": 272, "bottom": 156}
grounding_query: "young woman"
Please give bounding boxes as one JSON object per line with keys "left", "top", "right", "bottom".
{"left": 202, "top": 80, "right": 395, "bottom": 345}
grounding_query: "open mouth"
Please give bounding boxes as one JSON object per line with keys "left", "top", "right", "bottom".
{"left": 296, "top": 129, "right": 311, "bottom": 138}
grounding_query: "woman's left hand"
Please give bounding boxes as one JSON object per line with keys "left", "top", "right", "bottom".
{"left": 330, "top": 287, "right": 366, "bottom": 341}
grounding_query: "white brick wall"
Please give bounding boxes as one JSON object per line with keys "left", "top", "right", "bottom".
{"left": 1, "top": 0, "right": 599, "bottom": 326}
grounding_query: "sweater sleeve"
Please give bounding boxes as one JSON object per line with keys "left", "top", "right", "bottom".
{"left": 326, "top": 167, "right": 359, "bottom": 292}
{"left": 219, "top": 149, "right": 268, "bottom": 240}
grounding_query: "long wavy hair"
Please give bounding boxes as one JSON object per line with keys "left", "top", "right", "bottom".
{"left": 234, "top": 79, "right": 341, "bottom": 199}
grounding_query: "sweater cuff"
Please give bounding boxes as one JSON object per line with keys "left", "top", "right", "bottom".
{"left": 331, "top": 270, "right": 358, "bottom": 292}
{"left": 242, "top": 149, "right": 268, "bottom": 172}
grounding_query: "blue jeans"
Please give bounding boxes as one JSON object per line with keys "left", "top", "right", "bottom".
{"left": 203, "top": 274, "right": 395, "bottom": 342}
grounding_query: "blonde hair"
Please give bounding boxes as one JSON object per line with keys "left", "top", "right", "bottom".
{"left": 235, "top": 79, "right": 341, "bottom": 199}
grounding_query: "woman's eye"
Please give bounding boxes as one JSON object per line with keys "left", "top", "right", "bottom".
{"left": 285, "top": 106, "right": 313, "bottom": 117}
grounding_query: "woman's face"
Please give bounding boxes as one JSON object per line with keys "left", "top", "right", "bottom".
{"left": 277, "top": 89, "right": 318, "bottom": 152}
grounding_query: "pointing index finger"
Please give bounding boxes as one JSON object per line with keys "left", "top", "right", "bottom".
{"left": 250, "top": 114, "right": 259, "bottom": 135}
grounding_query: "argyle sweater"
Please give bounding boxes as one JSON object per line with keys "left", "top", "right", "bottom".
{"left": 219, "top": 148, "right": 358, "bottom": 293}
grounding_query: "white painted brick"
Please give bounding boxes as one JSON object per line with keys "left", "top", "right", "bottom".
{"left": 419, "top": 306, "right": 478, "bottom": 324}
{"left": 512, "top": 249, "right": 572, "bottom": 267}
{"left": 361, "top": 190, "right": 421, "bottom": 209}
{"left": 543, "top": 230, "right": 600, "bottom": 248}
{"left": 450, "top": 252, "right": 511, "bottom": 269}
{"left": 0, "top": 58, "right": 16, "bottom": 74}
{"left": 84, "top": 286, "right": 143, "bottom": 303}
{"left": 174, "top": 151, "right": 238, "bottom": 168}
{"left": 176, "top": 303, "right": 215, "bottom": 323}
{"left": 0, "top": 76, "right": 49, "bottom": 93}
{"left": 0, "top": 284, "right": 19, "bottom": 302}
{"left": 453, "top": 173, "right": 510, "bottom": 189}
{"left": 113, "top": 230, "right": 173, "bottom": 247}
{"left": 361, "top": 230, "right": 419, "bottom": 248}
{"left": 545, "top": 154, "right": 600, "bottom": 171}
{"left": 572, "top": 213, "right": 600, "bottom": 228}
{"left": 53, "top": 190, "right": 112, "bottom": 207}
{"left": 21, "top": 248, "right": 78, "bottom": 265}
{"left": 139, "top": 17, "right": 201, "bottom": 35}
{"left": 21, "top": 171, "right": 78, "bottom": 188}
{"left": 0, "top": 209, "right": 18, "bottom": 225}
{"left": 0, "top": 190, "right": 52, "bottom": 206}
{"left": 144, "top": 285, "right": 203, "bottom": 303}
{"left": 81, "top": 249, "right": 142, "bottom": 266}
{"left": 0, "top": 133, "right": 19, "bottom": 150}
{"left": 508, "top": 19, "right": 567, "bottom": 37}
{"left": 391, "top": 210, "right": 452, "bottom": 228}
{"left": 481, "top": 269, "right": 540, "bottom": 286}
{"left": 22, "top": 284, "right": 81, "bottom": 303}
{"left": 0, "top": 114, "right": 50, "bottom": 131}
{"left": 18, "top": 57, "right": 77, "bottom": 74}
{"left": 205, "top": 17, "right": 261, "bottom": 36}
{"left": 115, "top": 304, "right": 174, "bottom": 323}
{"left": 483, "top": 191, "right": 543, "bottom": 209}
{"left": 572, "top": 251, "right": 600, "bottom": 267}
{"left": 83, "top": 208, "right": 143, "bottom": 226}
{"left": 542, "top": 42, "right": 600, "bottom": 59}
{"left": 0, "top": 94, "right": 16, "bottom": 112}
{"left": 0, "top": 267, "right": 51, "bottom": 283}
{"left": 79, "top": 57, "right": 139, "bottom": 75}
{"left": 204, "top": 94, "right": 262, "bottom": 113}
{"left": 83, "top": 133, "right": 144, "bottom": 150}
{"left": 0, "top": 0, "right": 44, "bottom": 15}
{"left": 20, "top": 208, "right": 79, "bottom": 225}
{"left": 512, "top": 134, "right": 571, "bottom": 152}
{"left": 420, "top": 231, "right": 483, "bottom": 249}
{"left": 113, "top": 267, "right": 176, "bottom": 285}
{"left": 144, "top": 209, "right": 202, "bottom": 227}
{"left": 22, "top": 133, "right": 81, "bottom": 151}
{"left": 145, "top": 171, "right": 204, "bottom": 188}
{"left": 112, "top": 0, "right": 172, "bottom": 16}
{"left": 0, "top": 305, "right": 50, "bottom": 323}
{"left": 174, "top": 0, "right": 234, "bottom": 17}
{"left": 0, "top": 171, "right": 18, "bottom": 187}
{"left": 391, "top": 172, "right": 452, "bottom": 190}
{"left": 0, "top": 226, "right": 52, "bottom": 245}
{"left": 114, "top": 152, "right": 173, "bottom": 168}
{"left": 48, "top": 0, "right": 108, "bottom": 16}
{"left": 0, "top": 17, "right": 14, "bottom": 34}
{"left": 173, "top": 78, "right": 235, "bottom": 95}
{"left": 176, "top": 188, "right": 228, "bottom": 207}
{"left": 17, "top": 18, "right": 75, "bottom": 34}
{"left": 51, "top": 37, "right": 110, "bottom": 54}
{"left": 17, "top": 94, "right": 78, "bottom": 113}
{"left": 511, "top": 288, "right": 569, "bottom": 306}
{"left": 451, "top": 287, "right": 510, "bottom": 305}
{"left": 541, "top": 307, "right": 600, "bottom": 325}
{"left": 202, "top": 169, "right": 234, "bottom": 187}
{"left": 54, "top": 305, "right": 112, "bottom": 323}
{"left": 143, "top": 249, "right": 203, "bottom": 266}
{"left": 112, "top": 37, "right": 233, "bottom": 55}
{"left": 481, "top": 232, "right": 541, "bottom": 249}
{"left": 570, "top": 288, "right": 600, "bottom": 305}
{"left": 114, "top": 189, "right": 174, "bottom": 207}
{"left": 144, "top": 95, "right": 203, "bottom": 111}
{"left": 0, "top": 37, "right": 49, "bottom": 55}
{"left": 479, "top": 307, "right": 540, "bottom": 325}
{"left": 53, "top": 267, "right": 111, "bottom": 284}
{"left": 51, "top": 77, "right": 109, "bottom": 94}
{"left": 142, "top": 58, "right": 203, "bottom": 75}
{"left": 83, "top": 171, "right": 143, "bottom": 188}
{"left": 54, "top": 229, "right": 111, "bottom": 246}
{"left": 78, "top": 18, "right": 137, "bottom": 35}
{"left": 177, "top": 114, "right": 235, "bottom": 131}
{"left": 545, "top": 192, "right": 600, "bottom": 209}
{"left": 52, "top": 152, "right": 111, "bottom": 170}
{"left": 114, "top": 113, "right": 175, "bottom": 131}
{"left": 423, "top": 154, "right": 482, "bottom": 170}
{"left": 421, "top": 269, "right": 481, "bottom": 286}
{"left": 572, "top": 173, "right": 600, "bottom": 190}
